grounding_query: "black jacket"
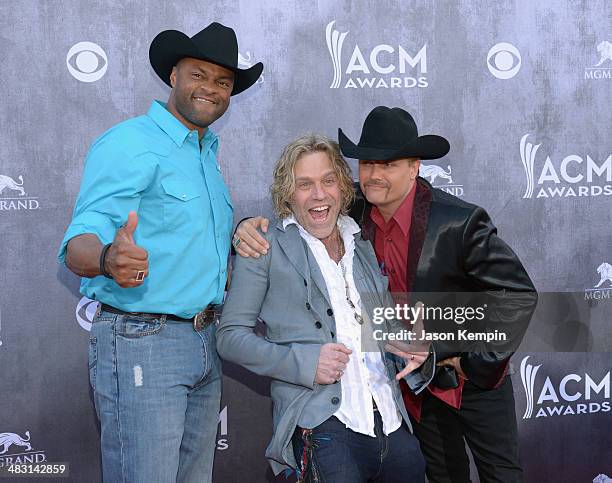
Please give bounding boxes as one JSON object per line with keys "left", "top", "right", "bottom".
{"left": 349, "top": 177, "right": 538, "bottom": 389}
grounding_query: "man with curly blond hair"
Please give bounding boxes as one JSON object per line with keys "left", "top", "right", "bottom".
{"left": 217, "top": 134, "right": 434, "bottom": 482}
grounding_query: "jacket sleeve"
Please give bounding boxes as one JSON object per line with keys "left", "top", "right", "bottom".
{"left": 459, "top": 206, "right": 538, "bottom": 389}
{"left": 379, "top": 283, "right": 437, "bottom": 395}
{"left": 217, "top": 239, "right": 321, "bottom": 390}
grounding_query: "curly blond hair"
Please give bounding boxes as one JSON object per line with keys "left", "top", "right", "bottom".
{"left": 271, "top": 134, "right": 355, "bottom": 219}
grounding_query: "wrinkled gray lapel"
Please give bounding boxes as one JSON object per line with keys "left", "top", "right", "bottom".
{"left": 275, "top": 222, "right": 308, "bottom": 282}
{"left": 275, "top": 222, "right": 333, "bottom": 311}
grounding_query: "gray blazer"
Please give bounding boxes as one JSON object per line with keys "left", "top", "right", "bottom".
{"left": 217, "top": 221, "right": 434, "bottom": 475}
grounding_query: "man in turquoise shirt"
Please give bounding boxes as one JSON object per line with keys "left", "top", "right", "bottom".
{"left": 58, "top": 23, "right": 262, "bottom": 483}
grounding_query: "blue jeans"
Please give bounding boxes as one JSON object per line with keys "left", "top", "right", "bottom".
{"left": 292, "top": 413, "right": 426, "bottom": 483}
{"left": 88, "top": 310, "right": 221, "bottom": 483}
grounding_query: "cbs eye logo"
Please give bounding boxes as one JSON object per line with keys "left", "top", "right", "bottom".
{"left": 487, "top": 42, "right": 521, "bottom": 80}
{"left": 76, "top": 296, "right": 99, "bottom": 331}
{"left": 66, "top": 41, "right": 108, "bottom": 82}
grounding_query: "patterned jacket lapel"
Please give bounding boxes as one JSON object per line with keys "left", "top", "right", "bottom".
{"left": 406, "top": 179, "right": 433, "bottom": 293}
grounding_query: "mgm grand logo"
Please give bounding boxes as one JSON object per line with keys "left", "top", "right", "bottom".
{"left": 585, "top": 262, "right": 612, "bottom": 300}
{"left": 0, "top": 174, "right": 40, "bottom": 211}
{"left": 0, "top": 431, "right": 47, "bottom": 467}
{"left": 419, "top": 163, "right": 464, "bottom": 197}
{"left": 584, "top": 40, "right": 612, "bottom": 80}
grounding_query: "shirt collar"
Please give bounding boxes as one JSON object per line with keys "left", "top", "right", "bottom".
{"left": 147, "top": 100, "right": 218, "bottom": 152}
{"left": 370, "top": 182, "right": 416, "bottom": 237}
{"left": 283, "top": 215, "right": 361, "bottom": 238}
{"left": 201, "top": 128, "right": 219, "bottom": 156}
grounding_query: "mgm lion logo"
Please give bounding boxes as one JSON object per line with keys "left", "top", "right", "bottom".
{"left": 0, "top": 175, "right": 26, "bottom": 196}
{"left": 238, "top": 52, "right": 264, "bottom": 84}
{"left": 595, "top": 41, "right": 612, "bottom": 67}
{"left": 420, "top": 164, "right": 453, "bottom": 184}
{"left": 0, "top": 431, "right": 32, "bottom": 454}
{"left": 595, "top": 262, "right": 612, "bottom": 288}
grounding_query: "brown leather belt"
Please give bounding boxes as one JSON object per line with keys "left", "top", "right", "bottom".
{"left": 99, "top": 303, "right": 219, "bottom": 331}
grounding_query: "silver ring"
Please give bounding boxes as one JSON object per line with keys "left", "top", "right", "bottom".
{"left": 136, "top": 270, "right": 145, "bottom": 282}
{"left": 410, "top": 354, "right": 415, "bottom": 360}
{"left": 233, "top": 236, "right": 241, "bottom": 248}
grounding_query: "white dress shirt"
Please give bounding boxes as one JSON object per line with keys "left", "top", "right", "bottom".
{"left": 283, "top": 215, "right": 402, "bottom": 436}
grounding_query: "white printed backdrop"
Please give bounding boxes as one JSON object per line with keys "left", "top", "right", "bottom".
{"left": 0, "top": 1, "right": 610, "bottom": 481}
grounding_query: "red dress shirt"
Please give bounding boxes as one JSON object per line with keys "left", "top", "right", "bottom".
{"left": 370, "top": 185, "right": 416, "bottom": 297}
{"left": 370, "top": 184, "right": 464, "bottom": 420}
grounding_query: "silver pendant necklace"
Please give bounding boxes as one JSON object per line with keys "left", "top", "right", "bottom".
{"left": 336, "top": 230, "right": 364, "bottom": 325}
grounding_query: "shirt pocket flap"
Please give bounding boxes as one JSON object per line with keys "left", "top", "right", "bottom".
{"left": 161, "top": 177, "right": 201, "bottom": 202}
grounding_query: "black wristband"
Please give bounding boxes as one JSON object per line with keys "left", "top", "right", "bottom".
{"left": 99, "top": 243, "right": 113, "bottom": 279}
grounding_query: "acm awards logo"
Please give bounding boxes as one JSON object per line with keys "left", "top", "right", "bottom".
{"left": 216, "top": 406, "right": 229, "bottom": 451}
{"left": 585, "top": 40, "right": 611, "bottom": 80}
{"left": 0, "top": 430, "right": 48, "bottom": 467}
{"left": 519, "top": 134, "right": 612, "bottom": 199}
{"left": 66, "top": 42, "right": 108, "bottom": 82}
{"left": 585, "top": 262, "right": 612, "bottom": 300}
{"left": 0, "top": 174, "right": 40, "bottom": 211}
{"left": 325, "top": 20, "right": 428, "bottom": 89}
{"left": 520, "top": 356, "right": 610, "bottom": 419}
{"left": 419, "top": 163, "right": 464, "bottom": 197}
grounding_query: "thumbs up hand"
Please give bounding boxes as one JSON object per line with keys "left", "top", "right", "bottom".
{"left": 104, "top": 211, "right": 149, "bottom": 288}
{"left": 116, "top": 211, "right": 139, "bottom": 244}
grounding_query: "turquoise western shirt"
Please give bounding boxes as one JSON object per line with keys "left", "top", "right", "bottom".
{"left": 58, "top": 101, "right": 233, "bottom": 318}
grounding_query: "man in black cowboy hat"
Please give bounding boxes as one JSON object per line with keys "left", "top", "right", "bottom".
{"left": 234, "top": 106, "right": 536, "bottom": 483}
{"left": 58, "top": 22, "right": 262, "bottom": 483}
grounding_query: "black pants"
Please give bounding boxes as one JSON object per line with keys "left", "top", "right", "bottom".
{"left": 410, "top": 377, "right": 523, "bottom": 483}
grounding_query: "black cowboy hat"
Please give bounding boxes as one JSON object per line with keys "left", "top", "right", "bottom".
{"left": 149, "top": 22, "right": 263, "bottom": 96}
{"left": 338, "top": 106, "right": 450, "bottom": 160}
